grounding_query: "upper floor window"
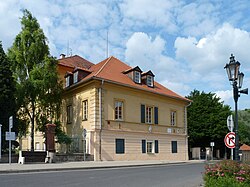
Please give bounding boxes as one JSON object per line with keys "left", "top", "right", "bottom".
{"left": 115, "top": 100, "right": 123, "bottom": 120}
{"left": 171, "top": 111, "right": 177, "bottom": 126}
{"left": 134, "top": 71, "right": 141, "bottom": 83}
{"left": 73, "top": 71, "right": 78, "bottom": 84}
{"left": 141, "top": 104, "right": 158, "bottom": 124}
{"left": 147, "top": 75, "right": 154, "bottom": 87}
{"left": 82, "top": 100, "right": 88, "bottom": 121}
{"left": 146, "top": 106, "right": 153, "bottom": 124}
{"left": 66, "top": 76, "right": 70, "bottom": 87}
{"left": 67, "top": 105, "right": 72, "bottom": 124}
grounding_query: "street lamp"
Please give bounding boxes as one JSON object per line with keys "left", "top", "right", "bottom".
{"left": 224, "top": 54, "right": 248, "bottom": 161}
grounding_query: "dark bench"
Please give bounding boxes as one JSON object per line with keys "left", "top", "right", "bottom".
{"left": 19, "top": 151, "right": 47, "bottom": 163}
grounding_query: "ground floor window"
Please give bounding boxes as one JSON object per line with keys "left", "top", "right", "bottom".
{"left": 172, "top": 141, "right": 178, "bottom": 153}
{"left": 115, "top": 139, "right": 125, "bottom": 154}
{"left": 142, "top": 140, "right": 159, "bottom": 154}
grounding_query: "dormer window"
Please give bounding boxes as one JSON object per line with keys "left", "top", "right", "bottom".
{"left": 147, "top": 75, "right": 153, "bottom": 87}
{"left": 134, "top": 71, "right": 141, "bottom": 83}
{"left": 123, "top": 66, "right": 142, "bottom": 84}
{"left": 73, "top": 71, "right": 78, "bottom": 83}
{"left": 65, "top": 71, "right": 73, "bottom": 87}
{"left": 66, "top": 76, "right": 70, "bottom": 87}
{"left": 142, "top": 70, "right": 155, "bottom": 87}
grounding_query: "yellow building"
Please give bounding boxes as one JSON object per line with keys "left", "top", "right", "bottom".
{"left": 57, "top": 55, "right": 191, "bottom": 161}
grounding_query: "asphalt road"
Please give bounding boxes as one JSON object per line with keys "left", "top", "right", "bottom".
{"left": 0, "top": 163, "right": 205, "bottom": 187}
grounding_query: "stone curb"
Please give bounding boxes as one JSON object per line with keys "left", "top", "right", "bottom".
{"left": 0, "top": 161, "right": 203, "bottom": 174}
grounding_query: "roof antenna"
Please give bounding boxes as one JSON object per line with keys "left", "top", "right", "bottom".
{"left": 106, "top": 30, "right": 109, "bottom": 58}
{"left": 67, "top": 40, "right": 72, "bottom": 56}
{"left": 67, "top": 40, "right": 69, "bottom": 57}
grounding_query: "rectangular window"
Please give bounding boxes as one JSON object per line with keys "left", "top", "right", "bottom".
{"left": 115, "top": 139, "right": 125, "bottom": 154}
{"left": 172, "top": 141, "right": 178, "bottom": 153}
{"left": 147, "top": 75, "right": 153, "bottom": 87}
{"left": 146, "top": 106, "right": 153, "bottom": 124}
{"left": 171, "top": 111, "right": 177, "bottom": 126}
{"left": 67, "top": 105, "right": 72, "bottom": 124}
{"left": 134, "top": 71, "right": 141, "bottom": 83}
{"left": 82, "top": 100, "right": 88, "bottom": 121}
{"left": 66, "top": 76, "right": 70, "bottom": 87}
{"left": 141, "top": 105, "right": 158, "bottom": 124}
{"left": 115, "top": 101, "right": 123, "bottom": 120}
{"left": 73, "top": 71, "right": 78, "bottom": 83}
{"left": 142, "top": 140, "right": 159, "bottom": 154}
{"left": 147, "top": 141, "right": 153, "bottom": 153}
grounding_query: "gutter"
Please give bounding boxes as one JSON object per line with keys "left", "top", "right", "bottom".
{"left": 184, "top": 101, "right": 192, "bottom": 160}
{"left": 99, "top": 79, "right": 104, "bottom": 161}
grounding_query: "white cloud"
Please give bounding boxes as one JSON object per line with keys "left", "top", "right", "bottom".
{"left": 215, "top": 90, "right": 232, "bottom": 104}
{"left": 120, "top": 0, "right": 180, "bottom": 33}
{"left": 176, "top": 2, "right": 220, "bottom": 36}
{"left": 174, "top": 23, "right": 250, "bottom": 85}
{"left": 125, "top": 32, "right": 192, "bottom": 96}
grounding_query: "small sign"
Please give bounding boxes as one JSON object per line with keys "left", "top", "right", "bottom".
{"left": 9, "top": 116, "right": 13, "bottom": 129}
{"left": 224, "top": 132, "right": 235, "bottom": 149}
{"left": 5, "top": 132, "right": 15, "bottom": 141}
{"left": 210, "top": 142, "right": 215, "bottom": 147}
{"left": 227, "top": 115, "right": 234, "bottom": 131}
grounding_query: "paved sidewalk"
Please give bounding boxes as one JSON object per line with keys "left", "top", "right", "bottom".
{"left": 0, "top": 160, "right": 205, "bottom": 174}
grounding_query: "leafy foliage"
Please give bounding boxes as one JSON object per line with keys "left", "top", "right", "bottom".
{"left": 0, "top": 41, "right": 18, "bottom": 150}
{"left": 186, "top": 90, "right": 231, "bottom": 153}
{"left": 8, "top": 9, "right": 65, "bottom": 151}
{"left": 238, "top": 109, "right": 250, "bottom": 145}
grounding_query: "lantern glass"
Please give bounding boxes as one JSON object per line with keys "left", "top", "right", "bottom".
{"left": 225, "top": 54, "right": 240, "bottom": 81}
{"left": 237, "top": 72, "right": 244, "bottom": 89}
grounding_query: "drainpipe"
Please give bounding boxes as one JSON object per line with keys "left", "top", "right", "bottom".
{"left": 99, "top": 79, "right": 104, "bottom": 161}
{"left": 185, "top": 102, "right": 192, "bottom": 160}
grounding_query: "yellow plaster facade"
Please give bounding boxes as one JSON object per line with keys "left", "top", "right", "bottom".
{"left": 59, "top": 80, "right": 190, "bottom": 161}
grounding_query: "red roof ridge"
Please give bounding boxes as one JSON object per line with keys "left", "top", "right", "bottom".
{"left": 94, "top": 56, "right": 113, "bottom": 76}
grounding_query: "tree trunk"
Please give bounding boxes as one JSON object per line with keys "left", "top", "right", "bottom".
{"left": 30, "top": 102, "right": 35, "bottom": 152}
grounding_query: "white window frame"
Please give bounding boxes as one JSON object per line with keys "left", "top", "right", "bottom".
{"left": 82, "top": 100, "right": 88, "bottom": 121}
{"left": 66, "top": 76, "right": 70, "bottom": 87}
{"left": 134, "top": 71, "right": 141, "bottom": 83}
{"left": 147, "top": 75, "right": 153, "bottom": 87}
{"left": 73, "top": 71, "right": 78, "bottom": 83}
{"left": 146, "top": 141, "right": 154, "bottom": 153}
{"left": 171, "top": 111, "right": 177, "bottom": 126}
{"left": 115, "top": 100, "right": 123, "bottom": 120}
{"left": 146, "top": 106, "right": 153, "bottom": 124}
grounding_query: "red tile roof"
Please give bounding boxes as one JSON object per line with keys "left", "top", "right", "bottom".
{"left": 58, "top": 55, "right": 94, "bottom": 69}
{"left": 240, "top": 144, "right": 250, "bottom": 151}
{"left": 68, "top": 56, "right": 190, "bottom": 102}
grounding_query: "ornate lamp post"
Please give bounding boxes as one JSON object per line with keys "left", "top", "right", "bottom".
{"left": 224, "top": 54, "right": 248, "bottom": 161}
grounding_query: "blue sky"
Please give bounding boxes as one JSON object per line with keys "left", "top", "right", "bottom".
{"left": 1, "top": 0, "right": 250, "bottom": 109}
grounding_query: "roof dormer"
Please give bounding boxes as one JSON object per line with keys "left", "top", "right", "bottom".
{"left": 142, "top": 70, "right": 155, "bottom": 87}
{"left": 64, "top": 72, "right": 73, "bottom": 87}
{"left": 123, "top": 66, "right": 142, "bottom": 84}
{"left": 72, "top": 67, "right": 92, "bottom": 84}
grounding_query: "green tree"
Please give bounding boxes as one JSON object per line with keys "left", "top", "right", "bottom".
{"left": 0, "top": 41, "right": 17, "bottom": 151}
{"left": 238, "top": 109, "right": 250, "bottom": 145}
{"left": 8, "top": 9, "right": 63, "bottom": 151}
{"left": 186, "top": 90, "right": 231, "bottom": 156}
